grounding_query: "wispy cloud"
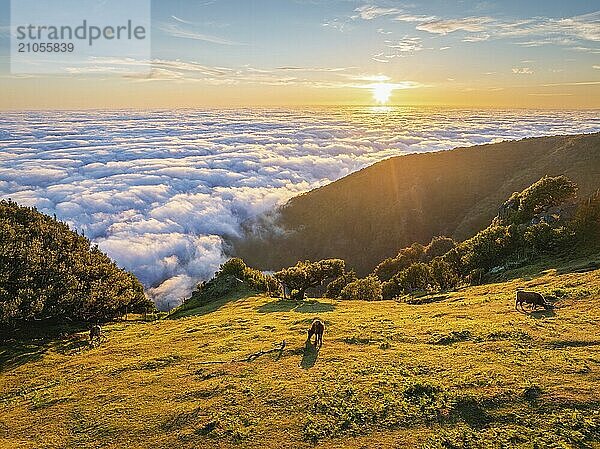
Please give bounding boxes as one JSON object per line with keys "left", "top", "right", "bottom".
{"left": 353, "top": 4, "right": 434, "bottom": 23}
{"left": 322, "top": 18, "right": 349, "bottom": 32}
{"left": 371, "top": 53, "right": 389, "bottom": 63}
{"left": 353, "top": 5, "right": 403, "bottom": 20}
{"left": 171, "top": 15, "right": 194, "bottom": 25}
{"left": 541, "top": 80, "right": 600, "bottom": 86}
{"left": 275, "top": 66, "right": 356, "bottom": 73}
{"left": 158, "top": 17, "right": 243, "bottom": 46}
{"left": 512, "top": 67, "right": 534, "bottom": 74}
{"left": 340, "top": 74, "right": 424, "bottom": 90}
{"left": 462, "top": 33, "right": 490, "bottom": 42}
{"left": 416, "top": 16, "right": 494, "bottom": 34}
{"left": 385, "top": 36, "right": 423, "bottom": 53}
{"left": 352, "top": 3, "right": 600, "bottom": 50}
{"left": 60, "top": 57, "right": 405, "bottom": 91}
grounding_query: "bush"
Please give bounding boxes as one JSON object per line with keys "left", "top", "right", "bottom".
{"left": 498, "top": 175, "right": 578, "bottom": 225}
{"left": 373, "top": 243, "right": 425, "bottom": 281}
{"left": 339, "top": 276, "right": 383, "bottom": 301}
{"left": 430, "top": 257, "right": 460, "bottom": 291}
{"left": 572, "top": 189, "right": 600, "bottom": 247}
{"left": 460, "top": 225, "right": 520, "bottom": 272}
{"left": 0, "top": 200, "right": 153, "bottom": 327}
{"left": 393, "top": 263, "right": 432, "bottom": 294}
{"left": 186, "top": 258, "right": 281, "bottom": 308}
{"left": 381, "top": 279, "right": 401, "bottom": 300}
{"left": 325, "top": 270, "right": 358, "bottom": 298}
{"left": 424, "top": 236, "right": 456, "bottom": 261}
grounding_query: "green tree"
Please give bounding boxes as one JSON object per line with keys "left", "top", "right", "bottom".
{"left": 274, "top": 259, "right": 345, "bottom": 300}
{"left": 430, "top": 257, "right": 460, "bottom": 291}
{"left": 0, "top": 200, "right": 154, "bottom": 327}
{"left": 572, "top": 190, "right": 600, "bottom": 247}
{"left": 460, "top": 225, "right": 520, "bottom": 272}
{"left": 499, "top": 175, "right": 578, "bottom": 225}
{"left": 188, "top": 258, "right": 281, "bottom": 306}
{"left": 390, "top": 262, "right": 432, "bottom": 295}
{"left": 374, "top": 243, "right": 426, "bottom": 281}
{"left": 325, "top": 270, "right": 358, "bottom": 298}
{"left": 423, "top": 236, "right": 456, "bottom": 261}
{"left": 339, "top": 276, "right": 383, "bottom": 301}
{"left": 218, "top": 258, "right": 247, "bottom": 278}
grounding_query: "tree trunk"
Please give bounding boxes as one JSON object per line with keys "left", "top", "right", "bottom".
{"left": 296, "top": 287, "right": 307, "bottom": 301}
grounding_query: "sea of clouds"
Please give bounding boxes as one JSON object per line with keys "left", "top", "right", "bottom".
{"left": 1, "top": 107, "right": 598, "bottom": 309}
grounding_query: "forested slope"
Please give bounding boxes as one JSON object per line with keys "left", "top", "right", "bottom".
{"left": 234, "top": 133, "right": 600, "bottom": 273}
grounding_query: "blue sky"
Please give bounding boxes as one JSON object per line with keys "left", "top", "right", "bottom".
{"left": 0, "top": 0, "right": 598, "bottom": 108}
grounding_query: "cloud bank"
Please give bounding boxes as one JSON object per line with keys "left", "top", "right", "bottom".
{"left": 1, "top": 108, "right": 598, "bottom": 309}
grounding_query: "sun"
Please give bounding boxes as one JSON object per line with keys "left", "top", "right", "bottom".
{"left": 372, "top": 83, "right": 394, "bottom": 104}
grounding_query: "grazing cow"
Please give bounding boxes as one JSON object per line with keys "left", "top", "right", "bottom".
{"left": 89, "top": 324, "right": 102, "bottom": 344}
{"left": 515, "top": 290, "right": 552, "bottom": 311}
{"left": 307, "top": 319, "right": 325, "bottom": 348}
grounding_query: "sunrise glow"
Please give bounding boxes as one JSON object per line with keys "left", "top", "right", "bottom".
{"left": 372, "top": 83, "right": 394, "bottom": 104}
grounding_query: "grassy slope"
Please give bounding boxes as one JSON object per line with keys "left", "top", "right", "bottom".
{"left": 2, "top": 265, "right": 600, "bottom": 448}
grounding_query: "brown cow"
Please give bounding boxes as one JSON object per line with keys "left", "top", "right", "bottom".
{"left": 515, "top": 290, "right": 552, "bottom": 311}
{"left": 307, "top": 319, "right": 324, "bottom": 348}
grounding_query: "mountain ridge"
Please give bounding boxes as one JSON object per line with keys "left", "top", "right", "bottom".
{"left": 233, "top": 132, "right": 600, "bottom": 274}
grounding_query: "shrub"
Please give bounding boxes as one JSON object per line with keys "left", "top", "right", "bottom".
{"left": 381, "top": 280, "right": 400, "bottom": 300}
{"left": 460, "top": 225, "right": 520, "bottom": 272}
{"left": 0, "top": 200, "right": 153, "bottom": 327}
{"left": 373, "top": 243, "right": 425, "bottom": 281}
{"left": 430, "top": 257, "right": 460, "bottom": 291}
{"left": 498, "top": 175, "right": 578, "bottom": 225}
{"left": 325, "top": 270, "right": 358, "bottom": 298}
{"left": 339, "top": 276, "right": 383, "bottom": 301}
{"left": 392, "top": 263, "right": 432, "bottom": 294}
{"left": 572, "top": 189, "right": 600, "bottom": 247}
{"left": 424, "top": 236, "right": 456, "bottom": 261}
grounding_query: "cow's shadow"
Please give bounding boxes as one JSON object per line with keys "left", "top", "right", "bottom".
{"left": 300, "top": 339, "right": 320, "bottom": 369}
{"left": 516, "top": 306, "right": 556, "bottom": 318}
{"left": 530, "top": 308, "right": 556, "bottom": 319}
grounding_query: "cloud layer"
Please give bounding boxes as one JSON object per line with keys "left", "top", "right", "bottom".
{"left": 1, "top": 108, "right": 598, "bottom": 309}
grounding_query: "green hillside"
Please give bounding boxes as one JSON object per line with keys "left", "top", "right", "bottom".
{"left": 2, "top": 263, "right": 600, "bottom": 448}
{"left": 233, "top": 133, "right": 600, "bottom": 274}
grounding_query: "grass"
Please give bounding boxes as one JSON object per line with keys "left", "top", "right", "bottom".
{"left": 1, "top": 266, "right": 600, "bottom": 448}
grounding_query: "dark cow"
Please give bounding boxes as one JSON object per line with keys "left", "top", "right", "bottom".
{"left": 307, "top": 319, "right": 324, "bottom": 347}
{"left": 515, "top": 290, "right": 552, "bottom": 311}
{"left": 89, "top": 324, "right": 103, "bottom": 345}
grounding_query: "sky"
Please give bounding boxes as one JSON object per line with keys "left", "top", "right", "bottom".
{"left": 0, "top": 0, "right": 599, "bottom": 109}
